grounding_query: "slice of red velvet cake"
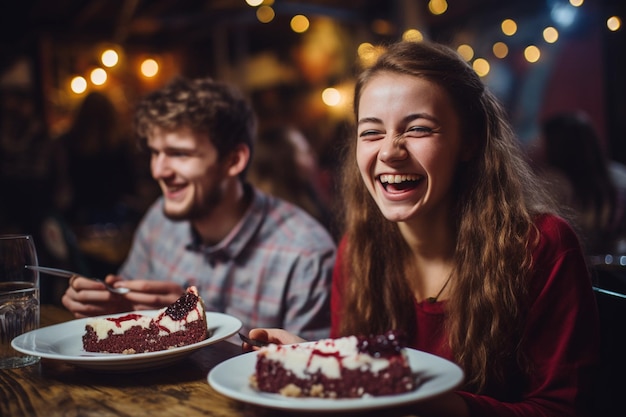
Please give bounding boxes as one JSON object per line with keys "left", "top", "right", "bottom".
{"left": 82, "top": 286, "right": 207, "bottom": 354}
{"left": 251, "top": 331, "right": 416, "bottom": 398}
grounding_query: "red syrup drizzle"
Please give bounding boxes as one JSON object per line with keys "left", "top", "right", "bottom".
{"left": 296, "top": 331, "right": 407, "bottom": 368}
{"left": 305, "top": 341, "right": 346, "bottom": 368}
{"left": 103, "top": 291, "right": 202, "bottom": 333}
{"left": 106, "top": 314, "right": 144, "bottom": 327}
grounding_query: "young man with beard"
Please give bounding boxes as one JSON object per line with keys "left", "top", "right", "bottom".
{"left": 61, "top": 77, "right": 336, "bottom": 340}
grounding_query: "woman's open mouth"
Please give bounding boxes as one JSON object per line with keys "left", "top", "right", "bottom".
{"left": 378, "top": 174, "right": 422, "bottom": 193}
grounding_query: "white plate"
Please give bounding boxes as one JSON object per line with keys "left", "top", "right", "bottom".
{"left": 11, "top": 311, "right": 242, "bottom": 372}
{"left": 208, "top": 347, "right": 464, "bottom": 412}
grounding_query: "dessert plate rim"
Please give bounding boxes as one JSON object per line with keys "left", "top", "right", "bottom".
{"left": 11, "top": 310, "right": 242, "bottom": 371}
{"left": 207, "top": 347, "right": 464, "bottom": 412}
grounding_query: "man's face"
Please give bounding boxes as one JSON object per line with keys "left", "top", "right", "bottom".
{"left": 147, "top": 126, "right": 229, "bottom": 221}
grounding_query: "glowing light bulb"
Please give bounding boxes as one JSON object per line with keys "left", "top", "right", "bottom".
{"left": 141, "top": 58, "right": 159, "bottom": 78}
{"left": 492, "top": 42, "right": 509, "bottom": 59}
{"left": 70, "top": 76, "right": 87, "bottom": 94}
{"left": 257, "top": 6, "right": 274, "bottom": 23}
{"left": 543, "top": 27, "right": 559, "bottom": 43}
{"left": 402, "top": 29, "right": 424, "bottom": 42}
{"left": 524, "top": 45, "right": 541, "bottom": 63}
{"left": 290, "top": 15, "right": 309, "bottom": 33}
{"left": 322, "top": 88, "right": 341, "bottom": 107}
{"left": 501, "top": 19, "right": 518, "bottom": 36}
{"left": 457, "top": 44, "right": 474, "bottom": 61}
{"left": 90, "top": 68, "right": 107, "bottom": 85}
{"left": 101, "top": 49, "right": 119, "bottom": 68}
{"left": 472, "top": 58, "right": 490, "bottom": 77}
{"left": 607, "top": 16, "right": 621, "bottom": 32}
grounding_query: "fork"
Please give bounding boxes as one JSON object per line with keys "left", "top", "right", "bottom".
{"left": 238, "top": 332, "right": 270, "bottom": 348}
{"left": 25, "top": 265, "right": 131, "bottom": 295}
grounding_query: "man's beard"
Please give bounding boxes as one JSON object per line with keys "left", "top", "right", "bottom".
{"left": 162, "top": 186, "right": 222, "bottom": 222}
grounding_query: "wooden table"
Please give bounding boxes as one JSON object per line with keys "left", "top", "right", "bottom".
{"left": 1, "top": 306, "right": 419, "bottom": 417}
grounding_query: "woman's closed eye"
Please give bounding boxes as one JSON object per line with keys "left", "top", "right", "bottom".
{"left": 406, "top": 125, "right": 437, "bottom": 137}
{"left": 358, "top": 129, "right": 385, "bottom": 140}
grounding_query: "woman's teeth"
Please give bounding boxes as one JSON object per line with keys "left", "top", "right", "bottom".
{"left": 379, "top": 174, "right": 420, "bottom": 184}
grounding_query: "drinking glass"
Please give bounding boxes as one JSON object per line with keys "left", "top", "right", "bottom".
{"left": 0, "top": 234, "right": 40, "bottom": 368}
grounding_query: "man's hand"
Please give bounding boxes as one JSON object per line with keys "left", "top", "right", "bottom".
{"left": 62, "top": 274, "right": 184, "bottom": 318}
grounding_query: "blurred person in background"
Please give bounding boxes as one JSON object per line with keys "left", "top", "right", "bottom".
{"left": 62, "top": 77, "right": 336, "bottom": 340}
{"left": 53, "top": 91, "right": 138, "bottom": 229}
{"left": 48, "top": 91, "right": 144, "bottom": 279}
{"left": 531, "top": 111, "right": 626, "bottom": 255}
{"left": 248, "top": 125, "right": 334, "bottom": 236}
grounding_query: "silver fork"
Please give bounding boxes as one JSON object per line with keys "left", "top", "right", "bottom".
{"left": 25, "top": 265, "right": 130, "bottom": 295}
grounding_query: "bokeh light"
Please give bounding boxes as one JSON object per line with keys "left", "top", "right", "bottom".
{"left": 402, "top": 29, "right": 424, "bottom": 42}
{"left": 290, "top": 15, "right": 310, "bottom": 33}
{"left": 501, "top": 19, "right": 518, "bottom": 36}
{"left": 256, "top": 6, "right": 275, "bottom": 23}
{"left": 70, "top": 76, "right": 87, "bottom": 94}
{"left": 101, "top": 49, "right": 119, "bottom": 68}
{"left": 543, "top": 26, "right": 559, "bottom": 43}
{"left": 322, "top": 87, "right": 341, "bottom": 107}
{"left": 524, "top": 45, "right": 541, "bottom": 63}
{"left": 607, "top": 16, "right": 622, "bottom": 32}
{"left": 472, "top": 58, "right": 490, "bottom": 77}
{"left": 492, "top": 42, "right": 509, "bottom": 59}
{"left": 140, "top": 58, "right": 159, "bottom": 77}
{"left": 358, "top": 42, "right": 384, "bottom": 67}
{"left": 90, "top": 68, "right": 107, "bottom": 85}
{"left": 428, "top": 0, "right": 448, "bottom": 15}
{"left": 457, "top": 44, "right": 474, "bottom": 61}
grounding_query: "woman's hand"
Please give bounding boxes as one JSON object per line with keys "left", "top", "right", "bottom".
{"left": 242, "top": 328, "right": 306, "bottom": 352}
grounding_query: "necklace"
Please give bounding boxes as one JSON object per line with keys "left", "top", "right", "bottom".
{"left": 426, "top": 275, "right": 452, "bottom": 303}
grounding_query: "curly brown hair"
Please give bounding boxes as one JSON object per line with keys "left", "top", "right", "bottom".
{"left": 133, "top": 76, "right": 257, "bottom": 177}
{"left": 337, "top": 41, "right": 559, "bottom": 392}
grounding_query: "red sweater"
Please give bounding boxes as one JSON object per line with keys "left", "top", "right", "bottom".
{"left": 331, "top": 214, "right": 599, "bottom": 417}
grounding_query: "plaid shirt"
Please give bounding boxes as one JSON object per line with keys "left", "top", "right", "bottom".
{"left": 119, "top": 186, "right": 336, "bottom": 341}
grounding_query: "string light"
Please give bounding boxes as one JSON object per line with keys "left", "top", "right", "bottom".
{"left": 140, "top": 58, "right": 159, "bottom": 78}
{"left": 357, "top": 43, "right": 384, "bottom": 67}
{"left": 101, "top": 49, "right": 119, "bottom": 68}
{"left": 63, "top": 0, "right": 618, "bottom": 100}
{"left": 290, "top": 15, "right": 310, "bottom": 33}
{"left": 543, "top": 26, "right": 559, "bottom": 43}
{"left": 524, "top": 45, "right": 541, "bottom": 63}
{"left": 256, "top": 6, "right": 275, "bottom": 23}
{"left": 492, "top": 42, "right": 509, "bottom": 59}
{"left": 90, "top": 68, "right": 107, "bottom": 85}
{"left": 457, "top": 44, "right": 474, "bottom": 61}
{"left": 607, "top": 16, "right": 622, "bottom": 32}
{"left": 428, "top": 0, "right": 448, "bottom": 15}
{"left": 322, "top": 87, "right": 341, "bottom": 106}
{"left": 70, "top": 76, "right": 87, "bottom": 94}
{"left": 501, "top": 19, "right": 518, "bottom": 36}
{"left": 402, "top": 29, "right": 424, "bottom": 42}
{"left": 472, "top": 58, "right": 490, "bottom": 77}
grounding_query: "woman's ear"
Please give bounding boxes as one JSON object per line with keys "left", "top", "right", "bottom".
{"left": 226, "top": 144, "right": 251, "bottom": 177}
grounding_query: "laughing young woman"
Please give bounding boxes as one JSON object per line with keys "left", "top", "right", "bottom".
{"left": 246, "top": 41, "right": 599, "bottom": 417}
